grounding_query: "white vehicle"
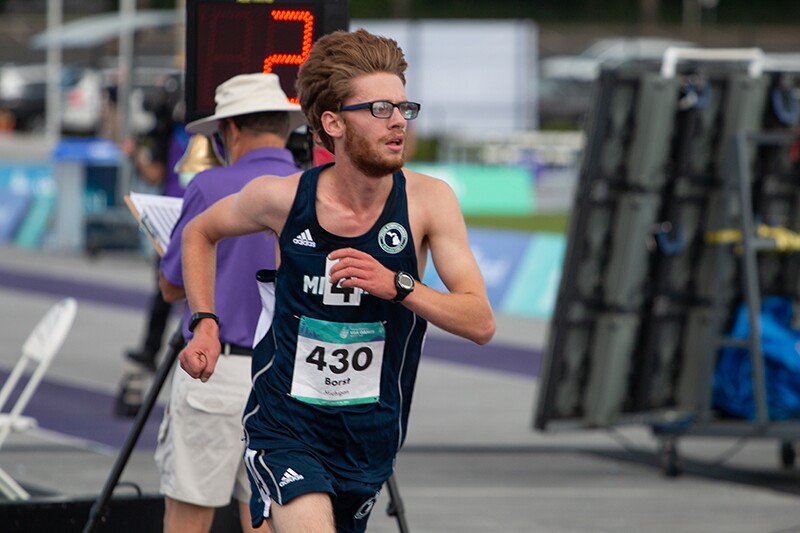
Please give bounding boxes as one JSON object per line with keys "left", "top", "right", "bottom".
{"left": 0, "top": 63, "right": 103, "bottom": 135}
{"left": 61, "top": 66, "right": 104, "bottom": 134}
{"left": 0, "top": 61, "right": 179, "bottom": 136}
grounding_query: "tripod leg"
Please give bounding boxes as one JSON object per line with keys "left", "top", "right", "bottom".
{"left": 385, "top": 473, "right": 411, "bottom": 533}
{"left": 82, "top": 323, "right": 184, "bottom": 533}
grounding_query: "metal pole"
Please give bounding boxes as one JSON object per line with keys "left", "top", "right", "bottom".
{"left": 116, "top": 0, "right": 136, "bottom": 204}
{"left": 735, "top": 132, "right": 769, "bottom": 424}
{"left": 45, "top": 0, "right": 62, "bottom": 145}
{"left": 175, "top": 0, "right": 187, "bottom": 70}
{"left": 385, "top": 473, "right": 411, "bottom": 533}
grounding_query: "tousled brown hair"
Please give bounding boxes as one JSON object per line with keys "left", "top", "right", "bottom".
{"left": 296, "top": 29, "right": 408, "bottom": 153}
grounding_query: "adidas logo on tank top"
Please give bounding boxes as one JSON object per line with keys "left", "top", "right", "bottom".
{"left": 293, "top": 229, "right": 316, "bottom": 248}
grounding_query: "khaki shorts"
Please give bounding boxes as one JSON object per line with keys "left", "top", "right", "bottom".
{"left": 155, "top": 353, "right": 252, "bottom": 507}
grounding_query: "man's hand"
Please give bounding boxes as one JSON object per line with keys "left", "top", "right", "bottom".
{"left": 120, "top": 137, "right": 137, "bottom": 157}
{"left": 327, "top": 248, "right": 396, "bottom": 301}
{"left": 178, "top": 323, "right": 221, "bottom": 382}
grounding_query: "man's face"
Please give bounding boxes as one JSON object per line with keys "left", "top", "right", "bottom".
{"left": 340, "top": 72, "right": 408, "bottom": 178}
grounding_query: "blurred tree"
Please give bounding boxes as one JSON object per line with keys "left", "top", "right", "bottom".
{"left": 349, "top": 0, "right": 800, "bottom": 24}
{"left": 640, "top": 0, "right": 659, "bottom": 25}
{"left": 2, "top": 0, "right": 799, "bottom": 25}
{"left": 391, "top": 0, "right": 409, "bottom": 18}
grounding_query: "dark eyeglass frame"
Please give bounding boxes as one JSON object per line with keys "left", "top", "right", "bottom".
{"left": 211, "top": 128, "right": 226, "bottom": 160}
{"left": 212, "top": 118, "right": 232, "bottom": 151}
{"left": 212, "top": 120, "right": 228, "bottom": 146}
{"left": 340, "top": 100, "right": 421, "bottom": 120}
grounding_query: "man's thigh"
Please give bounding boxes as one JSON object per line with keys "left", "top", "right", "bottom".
{"left": 270, "top": 492, "right": 335, "bottom": 533}
{"left": 244, "top": 448, "right": 382, "bottom": 533}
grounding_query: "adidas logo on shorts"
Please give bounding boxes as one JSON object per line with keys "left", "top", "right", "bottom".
{"left": 293, "top": 229, "right": 316, "bottom": 248}
{"left": 279, "top": 468, "right": 304, "bottom": 487}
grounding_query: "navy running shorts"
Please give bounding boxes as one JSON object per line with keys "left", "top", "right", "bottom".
{"left": 244, "top": 447, "right": 383, "bottom": 533}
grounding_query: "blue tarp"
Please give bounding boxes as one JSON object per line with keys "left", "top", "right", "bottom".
{"left": 713, "top": 296, "right": 800, "bottom": 420}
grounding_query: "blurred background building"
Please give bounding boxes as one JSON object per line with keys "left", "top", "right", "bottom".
{"left": 0, "top": 0, "right": 798, "bottom": 336}
{"left": 1, "top": 1, "right": 800, "bottom": 519}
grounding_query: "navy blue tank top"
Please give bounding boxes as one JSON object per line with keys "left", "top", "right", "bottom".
{"left": 244, "top": 164, "right": 428, "bottom": 484}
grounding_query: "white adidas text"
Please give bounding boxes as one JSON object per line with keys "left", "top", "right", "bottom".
{"left": 293, "top": 229, "right": 316, "bottom": 248}
{"left": 279, "top": 468, "right": 304, "bottom": 487}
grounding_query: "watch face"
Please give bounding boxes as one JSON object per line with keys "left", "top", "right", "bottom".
{"left": 398, "top": 272, "right": 414, "bottom": 290}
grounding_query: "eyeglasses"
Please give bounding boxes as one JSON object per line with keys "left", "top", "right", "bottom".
{"left": 211, "top": 129, "right": 226, "bottom": 160}
{"left": 340, "top": 100, "right": 421, "bottom": 120}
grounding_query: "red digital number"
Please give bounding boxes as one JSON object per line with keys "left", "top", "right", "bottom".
{"left": 190, "top": 1, "right": 340, "bottom": 120}
{"left": 262, "top": 9, "right": 315, "bottom": 103}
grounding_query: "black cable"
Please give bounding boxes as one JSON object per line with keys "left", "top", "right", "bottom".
{"left": 605, "top": 427, "right": 647, "bottom": 455}
{"left": 605, "top": 425, "right": 757, "bottom": 469}
{"left": 113, "top": 481, "right": 143, "bottom": 498}
{"left": 707, "top": 435, "right": 751, "bottom": 467}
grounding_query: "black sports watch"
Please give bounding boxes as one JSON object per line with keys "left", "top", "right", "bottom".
{"left": 392, "top": 271, "right": 415, "bottom": 303}
{"left": 188, "top": 311, "right": 219, "bottom": 332}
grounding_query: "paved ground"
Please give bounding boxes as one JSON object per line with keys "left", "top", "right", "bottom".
{"left": 1, "top": 245, "right": 800, "bottom": 532}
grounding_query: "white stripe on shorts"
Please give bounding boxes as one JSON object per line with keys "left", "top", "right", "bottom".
{"left": 245, "top": 449, "right": 279, "bottom": 511}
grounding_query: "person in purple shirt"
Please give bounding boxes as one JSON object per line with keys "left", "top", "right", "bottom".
{"left": 155, "top": 73, "right": 305, "bottom": 533}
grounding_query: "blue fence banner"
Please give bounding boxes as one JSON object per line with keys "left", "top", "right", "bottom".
{"left": 52, "top": 137, "right": 121, "bottom": 164}
{"left": 422, "top": 227, "right": 565, "bottom": 318}
{"left": 0, "top": 163, "right": 55, "bottom": 248}
{"left": 406, "top": 162, "right": 535, "bottom": 215}
{"left": 502, "top": 232, "right": 565, "bottom": 317}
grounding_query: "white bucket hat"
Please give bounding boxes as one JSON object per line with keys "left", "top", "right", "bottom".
{"left": 186, "top": 73, "right": 305, "bottom": 136}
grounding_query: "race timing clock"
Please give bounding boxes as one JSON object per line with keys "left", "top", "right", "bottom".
{"left": 185, "top": 0, "right": 350, "bottom": 123}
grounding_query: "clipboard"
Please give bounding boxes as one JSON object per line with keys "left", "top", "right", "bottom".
{"left": 124, "top": 192, "right": 183, "bottom": 256}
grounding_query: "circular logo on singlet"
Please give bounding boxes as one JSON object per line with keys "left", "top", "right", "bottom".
{"left": 378, "top": 222, "right": 408, "bottom": 254}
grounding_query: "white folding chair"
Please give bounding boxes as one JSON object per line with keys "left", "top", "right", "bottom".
{"left": 0, "top": 297, "right": 78, "bottom": 500}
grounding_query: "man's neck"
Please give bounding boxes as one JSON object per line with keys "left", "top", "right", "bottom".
{"left": 323, "top": 161, "right": 394, "bottom": 209}
{"left": 317, "top": 164, "right": 394, "bottom": 237}
{"left": 230, "top": 132, "right": 287, "bottom": 163}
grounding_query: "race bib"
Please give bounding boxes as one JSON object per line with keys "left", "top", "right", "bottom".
{"left": 291, "top": 317, "right": 384, "bottom": 406}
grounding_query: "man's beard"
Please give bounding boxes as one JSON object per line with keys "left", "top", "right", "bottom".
{"left": 344, "top": 126, "right": 404, "bottom": 178}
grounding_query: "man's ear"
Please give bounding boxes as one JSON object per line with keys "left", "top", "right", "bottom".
{"left": 320, "top": 110, "right": 344, "bottom": 139}
{"left": 225, "top": 119, "right": 241, "bottom": 144}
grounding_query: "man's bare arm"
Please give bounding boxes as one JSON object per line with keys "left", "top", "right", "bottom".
{"left": 407, "top": 178, "right": 494, "bottom": 344}
{"left": 179, "top": 174, "right": 297, "bottom": 380}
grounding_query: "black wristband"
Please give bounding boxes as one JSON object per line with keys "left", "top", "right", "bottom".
{"left": 188, "top": 312, "right": 219, "bottom": 332}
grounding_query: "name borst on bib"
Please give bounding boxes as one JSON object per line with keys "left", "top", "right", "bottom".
{"left": 291, "top": 316, "right": 385, "bottom": 406}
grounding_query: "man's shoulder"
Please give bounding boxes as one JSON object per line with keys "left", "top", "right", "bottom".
{"left": 239, "top": 148, "right": 303, "bottom": 177}
{"left": 401, "top": 166, "right": 451, "bottom": 191}
{"left": 183, "top": 166, "right": 239, "bottom": 202}
{"left": 189, "top": 159, "right": 294, "bottom": 183}
{"left": 191, "top": 165, "right": 229, "bottom": 181}
{"left": 186, "top": 163, "right": 302, "bottom": 203}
